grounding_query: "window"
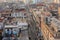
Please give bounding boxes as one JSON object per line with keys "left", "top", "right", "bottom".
{"left": 51, "top": 27, "right": 55, "bottom": 31}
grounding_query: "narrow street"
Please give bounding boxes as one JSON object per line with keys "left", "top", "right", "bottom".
{"left": 19, "top": 30, "right": 29, "bottom": 40}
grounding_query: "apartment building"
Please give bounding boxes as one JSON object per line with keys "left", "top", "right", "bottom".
{"left": 40, "top": 11, "right": 60, "bottom": 40}
{"left": 0, "top": 0, "right": 23, "bottom": 3}
{"left": 54, "top": 0, "right": 60, "bottom": 4}
{"left": 58, "top": 6, "right": 60, "bottom": 20}
{"left": 29, "top": 6, "right": 45, "bottom": 40}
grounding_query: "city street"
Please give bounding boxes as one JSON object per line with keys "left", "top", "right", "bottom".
{"left": 18, "top": 30, "right": 29, "bottom": 40}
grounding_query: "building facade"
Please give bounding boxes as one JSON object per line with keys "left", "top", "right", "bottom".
{"left": 41, "top": 12, "right": 60, "bottom": 40}
{"left": 54, "top": 0, "right": 60, "bottom": 4}
{"left": 0, "top": 0, "right": 23, "bottom": 3}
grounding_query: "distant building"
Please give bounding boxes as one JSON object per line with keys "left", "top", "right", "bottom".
{"left": 23, "top": 0, "right": 43, "bottom": 4}
{"left": 43, "top": 0, "right": 54, "bottom": 3}
{"left": 54, "top": 0, "right": 60, "bottom": 4}
{"left": 0, "top": 0, "right": 23, "bottom": 3}
{"left": 23, "top": 0, "right": 33, "bottom": 4}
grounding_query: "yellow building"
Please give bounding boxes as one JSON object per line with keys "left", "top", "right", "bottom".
{"left": 41, "top": 12, "right": 60, "bottom": 40}
{"left": 54, "top": 0, "right": 60, "bottom": 4}
{"left": 58, "top": 6, "right": 60, "bottom": 20}
{"left": 31, "top": 7, "right": 60, "bottom": 40}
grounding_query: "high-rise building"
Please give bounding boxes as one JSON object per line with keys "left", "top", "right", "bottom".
{"left": 41, "top": 12, "right": 60, "bottom": 40}
{"left": 0, "top": 0, "right": 23, "bottom": 3}
{"left": 43, "top": 0, "right": 54, "bottom": 3}
{"left": 23, "top": 0, "right": 30, "bottom": 4}
{"left": 32, "top": 0, "right": 54, "bottom": 4}
{"left": 32, "top": 0, "right": 43, "bottom": 4}
{"left": 0, "top": 0, "right": 56, "bottom": 4}
{"left": 23, "top": 0, "right": 43, "bottom": 4}
{"left": 54, "top": 0, "right": 60, "bottom": 4}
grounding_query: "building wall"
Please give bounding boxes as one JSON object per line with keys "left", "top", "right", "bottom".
{"left": 54, "top": 0, "right": 60, "bottom": 3}
{"left": 0, "top": 0, "right": 59, "bottom": 3}
{"left": 41, "top": 21, "right": 54, "bottom": 40}
{"left": 24, "top": 0, "right": 31, "bottom": 4}
{"left": 58, "top": 7, "right": 60, "bottom": 20}
{"left": 0, "top": 0, "right": 23, "bottom": 3}
{"left": 23, "top": 0, "right": 43, "bottom": 4}
{"left": 43, "top": 0, "right": 54, "bottom": 3}
{"left": 41, "top": 16, "right": 54, "bottom": 40}
{"left": 32, "top": 0, "right": 43, "bottom": 4}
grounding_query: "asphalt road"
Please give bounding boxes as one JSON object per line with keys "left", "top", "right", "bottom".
{"left": 18, "top": 30, "right": 29, "bottom": 40}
